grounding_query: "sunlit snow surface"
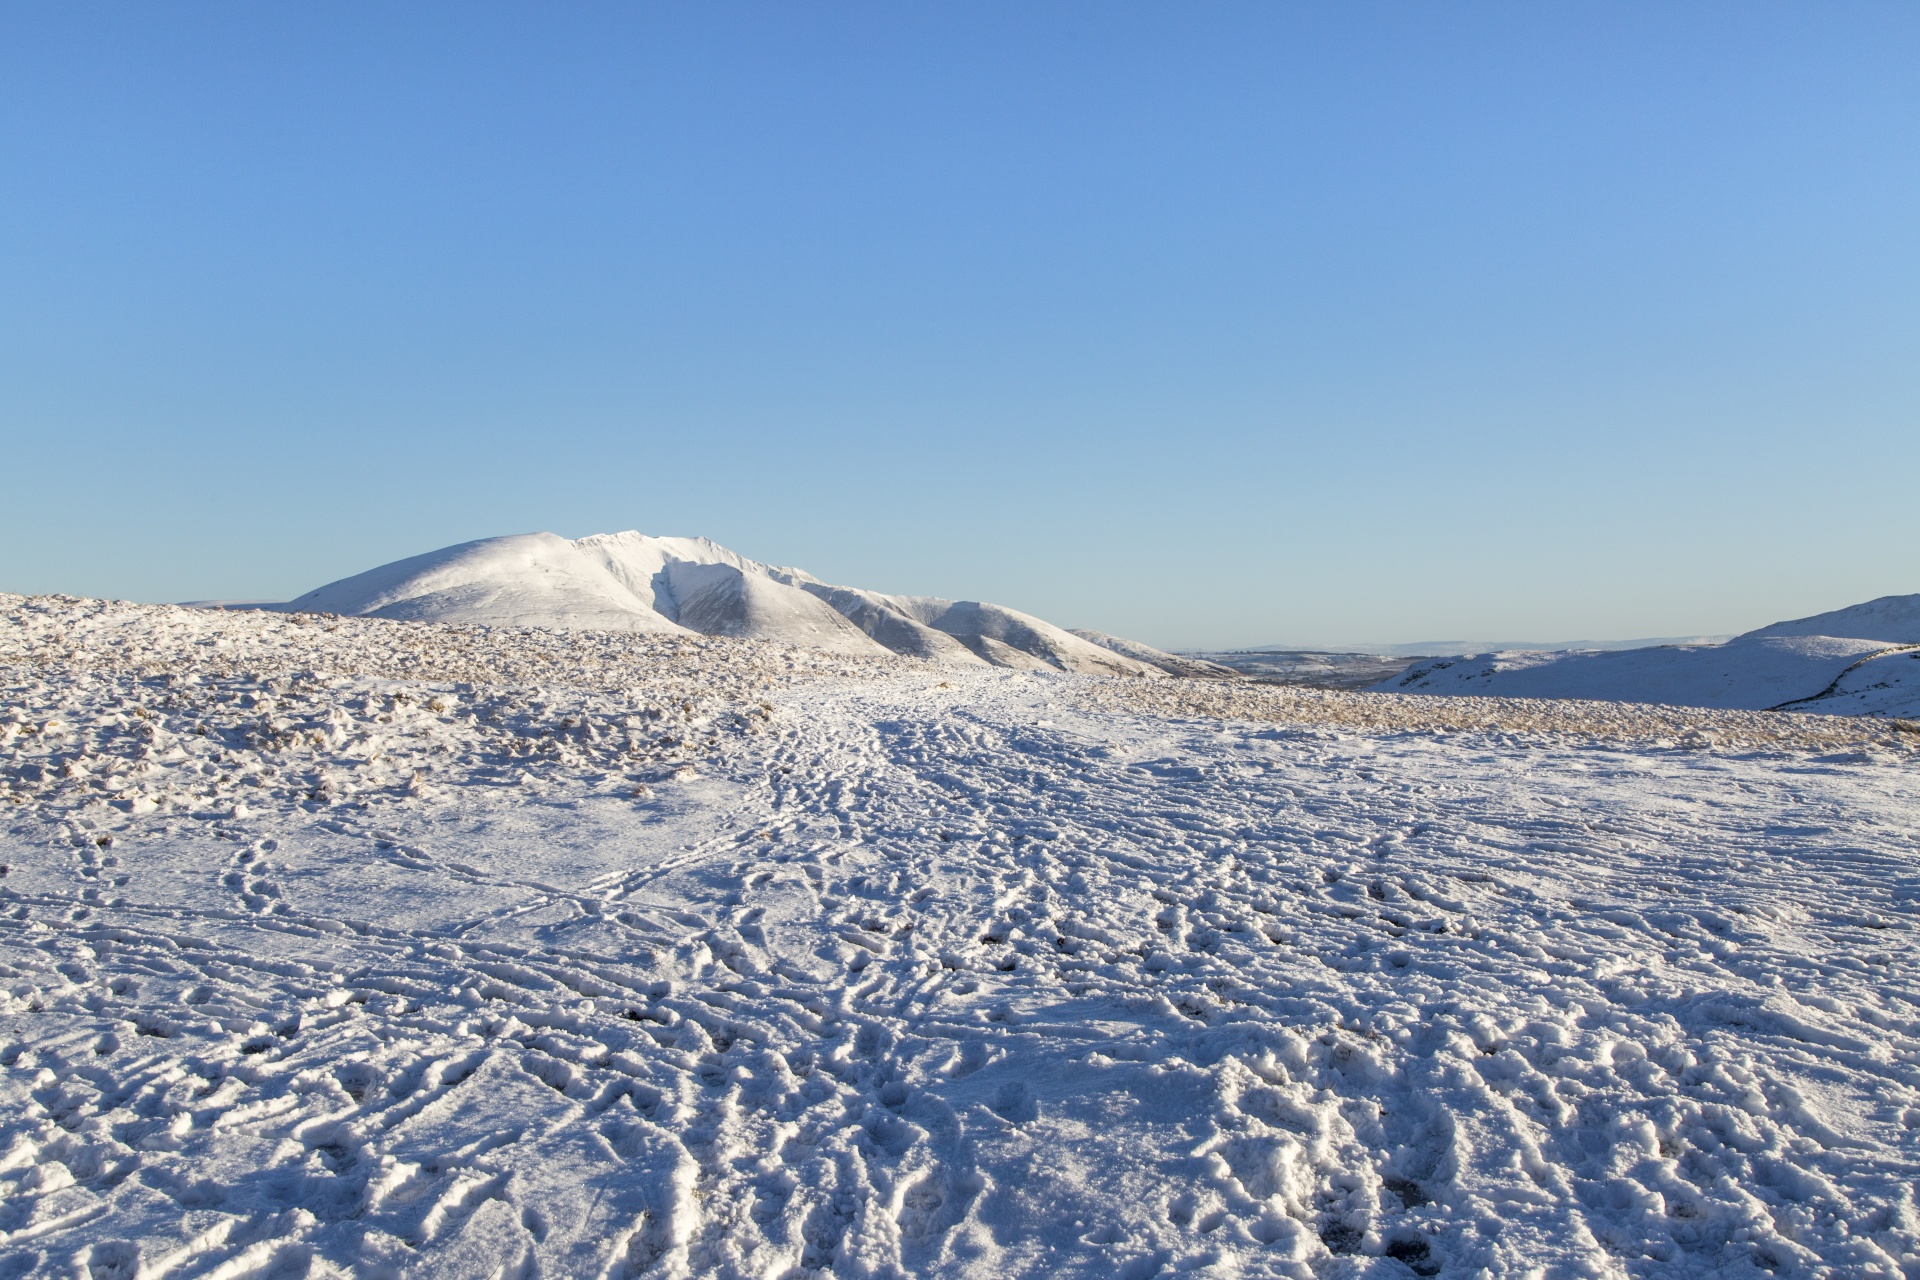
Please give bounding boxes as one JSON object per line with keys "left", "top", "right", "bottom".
{"left": 3, "top": 596, "right": 1919, "bottom": 1279}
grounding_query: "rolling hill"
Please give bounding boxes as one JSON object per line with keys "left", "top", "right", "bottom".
{"left": 1375, "top": 595, "right": 1920, "bottom": 716}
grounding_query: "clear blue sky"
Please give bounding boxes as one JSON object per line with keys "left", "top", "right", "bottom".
{"left": 3, "top": 3, "right": 1916, "bottom": 648}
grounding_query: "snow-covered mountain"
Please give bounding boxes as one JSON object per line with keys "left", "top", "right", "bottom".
{"left": 272, "top": 532, "right": 1192, "bottom": 677}
{"left": 277, "top": 532, "right": 690, "bottom": 635}
{"left": 1743, "top": 592, "right": 1920, "bottom": 644}
{"left": 1375, "top": 593, "right": 1920, "bottom": 716}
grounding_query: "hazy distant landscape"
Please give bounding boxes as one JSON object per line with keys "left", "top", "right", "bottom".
{"left": 1176, "top": 649, "right": 1426, "bottom": 690}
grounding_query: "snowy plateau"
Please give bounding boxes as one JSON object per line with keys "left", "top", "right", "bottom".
{"left": 2, "top": 564, "right": 1920, "bottom": 1278}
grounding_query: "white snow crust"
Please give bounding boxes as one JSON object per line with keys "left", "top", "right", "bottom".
{"left": 4, "top": 594, "right": 1920, "bottom": 1279}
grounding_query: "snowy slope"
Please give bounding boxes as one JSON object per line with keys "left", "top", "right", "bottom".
{"left": 1779, "top": 645, "right": 1920, "bottom": 717}
{"left": 1070, "top": 629, "right": 1238, "bottom": 679}
{"left": 577, "top": 532, "right": 887, "bottom": 656}
{"left": 665, "top": 561, "right": 887, "bottom": 656}
{"left": 574, "top": 530, "right": 820, "bottom": 614}
{"left": 5, "top": 594, "right": 1920, "bottom": 1278}
{"left": 895, "top": 598, "right": 1160, "bottom": 676}
{"left": 278, "top": 532, "right": 688, "bottom": 633}
{"left": 276, "top": 532, "right": 1173, "bottom": 676}
{"left": 1744, "top": 592, "right": 1920, "bottom": 644}
{"left": 1378, "top": 634, "right": 1898, "bottom": 711}
{"left": 1372, "top": 588, "right": 1920, "bottom": 716}
{"left": 797, "top": 583, "right": 989, "bottom": 665}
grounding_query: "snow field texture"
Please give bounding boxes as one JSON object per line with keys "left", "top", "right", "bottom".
{"left": 2, "top": 596, "right": 1919, "bottom": 1278}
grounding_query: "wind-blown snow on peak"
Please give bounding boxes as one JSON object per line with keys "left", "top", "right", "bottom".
{"left": 1742, "top": 592, "right": 1920, "bottom": 645}
{"left": 272, "top": 532, "right": 1190, "bottom": 676}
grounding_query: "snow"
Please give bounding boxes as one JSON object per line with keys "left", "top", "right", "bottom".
{"left": 1746, "top": 594, "right": 1920, "bottom": 645}
{"left": 1377, "top": 635, "right": 1897, "bottom": 711}
{"left": 666, "top": 563, "right": 889, "bottom": 657}
{"left": 1371, "top": 594, "right": 1920, "bottom": 718}
{"left": 578, "top": 531, "right": 816, "bottom": 590}
{"left": 1789, "top": 648, "right": 1920, "bottom": 718}
{"left": 278, "top": 533, "right": 689, "bottom": 634}
{"left": 889, "top": 599, "right": 1157, "bottom": 677}
{"left": 1070, "top": 631, "right": 1239, "bottom": 680}
{"left": 270, "top": 532, "right": 1172, "bottom": 677}
{"left": 796, "top": 586, "right": 988, "bottom": 667}
{"left": 5, "top": 592, "right": 1920, "bottom": 1278}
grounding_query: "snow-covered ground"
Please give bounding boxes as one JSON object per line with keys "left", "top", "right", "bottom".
{"left": 4, "top": 595, "right": 1919, "bottom": 1279}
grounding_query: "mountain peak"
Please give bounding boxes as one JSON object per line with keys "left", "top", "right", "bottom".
{"left": 269, "top": 532, "right": 1190, "bottom": 678}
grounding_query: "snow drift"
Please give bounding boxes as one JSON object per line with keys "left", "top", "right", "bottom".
{"left": 271, "top": 532, "right": 1184, "bottom": 677}
{"left": 1376, "top": 592, "right": 1920, "bottom": 716}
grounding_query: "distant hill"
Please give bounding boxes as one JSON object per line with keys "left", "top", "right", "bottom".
{"left": 257, "top": 531, "right": 1202, "bottom": 678}
{"left": 1245, "top": 636, "right": 1733, "bottom": 658}
{"left": 1743, "top": 593, "right": 1920, "bottom": 645}
{"left": 1374, "top": 594, "right": 1920, "bottom": 717}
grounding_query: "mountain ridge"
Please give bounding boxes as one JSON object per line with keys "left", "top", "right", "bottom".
{"left": 266, "top": 531, "right": 1193, "bottom": 678}
{"left": 1373, "top": 592, "right": 1920, "bottom": 717}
